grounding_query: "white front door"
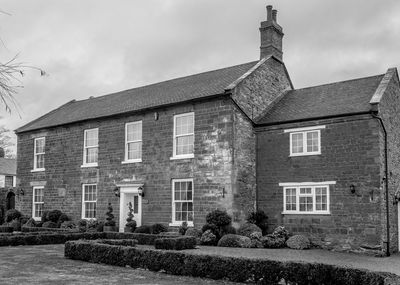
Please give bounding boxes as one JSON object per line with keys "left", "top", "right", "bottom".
{"left": 119, "top": 188, "right": 142, "bottom": 232}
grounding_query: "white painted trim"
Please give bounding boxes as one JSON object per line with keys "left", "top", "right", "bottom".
{"left": 125, "top": 121, "right": 142, "bottom": 162}
{"left": 172, "top": 112, "right": 194, "bottom": 159}
{"left": 279, "top": 181, "right": 336, "bottom": 187}
{"left": 171, "top": 178, "right": 194, "bottom": 225}
{"left": 32, "top": 186, "right": 44, "bottom": 221}
{"left": 31, "top": 168, "right": 45, "bottom": 173}
{"left": 83, "top": 128, "right": 99, "bottom": 166}
{"left": 284, "top": 125, "right": 326, "bottom": 133}
{"left": 169, "top": 222, "right": 194, "bottom": 227}
{"left": 119, "top": 185, "right": 142, "bottom": 231}
{"left": 82, "top": 183, "right": 97, "bottom": 219}
{"left": 116, "top": 183, "right": 144, "bottom": 188}
{"left": 121, "top": 159, "right": 142, "bottom": 164}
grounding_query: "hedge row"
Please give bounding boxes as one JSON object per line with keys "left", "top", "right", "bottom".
{"left": 65, "top": 240, "right": 397, "bottom": 285}
{"left": 0, "top": 226, "right": 13, "bottom": 233}
{"left": 154, "top": 236, "right": 196, "bottom": 250}
{"left": 0, "top": 232, "right": 165, "bottom": 247}
{"left": 21, "top": 226, "right": 76, "bottom": 233}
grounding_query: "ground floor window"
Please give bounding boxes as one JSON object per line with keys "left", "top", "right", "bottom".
{"left": 82, "top": 184, "right": 97, "bottom": 219}
{"left": 172, "top": 179, "right": 193, "bottom": 225}
{"left": 281, "top": 183, "right": 332, "bottom": 214}
{"left": 32, "top": 186, "right": 44, "bottom": 221}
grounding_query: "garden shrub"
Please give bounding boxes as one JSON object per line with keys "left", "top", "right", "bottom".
{"left": 87, "top": 220, "right": 103, "bottom": 232}
{"left": 217, "top": 234, "right": 251, "bottom": 248}
{"left": 249, "top": 232, "right": 263, "bottom": 248}
{"left": 125, "top": 221, "right": 137, "bottom": 232}
{"left": 42, "top": 221, "right": 58, "bottom": 228}
{"left": 104, "top": 203, "right": 116, "bottom": 227}
{"left": 21, "top": 226, "right": 72, "bottom": 233}
{"left": 151, "top": 223, "right": 168, "bottom": 235}
{"left": 220, "top": 225, "right": 237, "bottom": 237}
{"left": 158, "top": 232, "right": 180, "bottom": 237}
{"left": 77, "top": 219, "right": 88, "bottom": 232}
{"left": 200, "top": 230, "right": 217, "bottom": 246}
{"left": 105, "top": 232, "right": 160, "bottom": 245}
{"left": 286, "top": 235, "right": 311, "bottom": 250}
{"left": 0, "top": 226, "right": 13, "bottom": 233}
{"left": 178, "top": 221, "right": 188, "bottom": 235}
{"left": 65, "top": 240, "right": 394, "bottom": 285}
{"left": 246, "top": 209, "right": 268, "bottom": 234}
{"left": 47, "top": 210, "right": 63, "bottom": 223}
{"left": 23, "top": 218, "right": 37, "bottom": 228}
{"left": 96, "top": 239, "right": 138, "bottom": 247}
{"left": 20, "top": 216, "right": 30, "bottom": 226}
{"left": 124, "top": 202, "right": 136, "bottom": 232}
{"left": 237, "top": 223, "right": 262, "bottom": 238}
{"left": 205, "top": 209, "right": 231, "bottom": 227}
{"left": 272, "top": 226, "right": 290, "bottom": 240}
{"left": 57, "top": 213, "right": 69, "bottom": 227}
{"left": 154, "top": 236, "right": 196, "bottom": 250}
{"left": 201, "top": 223, "right": 218, "bottom": 236}
{"left": 60, "top": 221, "right": 77, "bottom": 230}
{"left": 134, "top": 225, "right": 152, "bottom": 234}
{"left": 5, "top": 209, "right": 22, "bottom": 223}
{"left": 261, "top": 235, "right": 286, "bottom": 248}
{"left": 185, "top": 228, "right": 202, "bottom": 238}
{"left": 41, "top": 211, "right": 49, "bottom": 223}
{"left": 0, "top": 205, "right": 4, "bottom": 224}
{"left": 9, "top": 219, "right": 21, "bottom": 231}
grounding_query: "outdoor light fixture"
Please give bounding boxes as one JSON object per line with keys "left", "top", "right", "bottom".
{"left": 138, "top": 186, "right": 144, "bottom": 197}
{"left": 17, "top": 186, "right": 24, "bottom": 196}
{"left": 113, "top": 186, "right": 120, "bottom": 197}
{"left": 350, "top": 184, "right": 356, "bottom": 194}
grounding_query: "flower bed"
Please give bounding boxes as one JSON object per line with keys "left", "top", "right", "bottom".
{"left": 65, "top": 240, "right": 395, "bottom": 284}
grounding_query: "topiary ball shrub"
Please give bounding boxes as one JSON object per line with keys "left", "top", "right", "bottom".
{"left": 151, "top": 223, "right": 168, "bottom": 235}
{"left": 5, "top": 209, "right": 22, "bottom": 223}
{"left": 249, "top": 232, "right": 263, "bottom": 248}
{"left": 206, "top": 209, "right": 232, "bottom": 227}
{"left": 261, "top": 235, "right": 286, "bottom": 248}
{"left": 23, "top": 218, "right": 37, "bottom": 228}
{"left": 200, "top": 230, "right": 217, "bottom": 246}
{"left": 237, "top": 223, "right": 262, "bottom": 238}
{"left": 57, "top": 213, "right": 69, "bottom": 227}
{"left": 60, "top": 221, "right": 77, "bottom": 230}
{"left": 125, "top": 221, "right": 137, "bottom": 232}
{"left": 272, "top": 226, "right": 290, "bottom": 240}
{"left": 42, "top": 221, "right": 58, "bottom": 228}
{"left": 220, "top": 225, "right": 237, "bottom": 237}
{"left": 202, "top": 223, "right": 218, "bottom": 235}
{"left": 9, "top": 219, "right": 21, "bottom": 231}
{"left": 185, "top": 228, "right": 202, "bottom": 238}
{"left": 178, "top": 221, "right": 188, "bottom": 235}
{"left": 47, "top": 210, "right": 63, "bottom": 223}
{"left": 286, "top": 235, "right": 311, "bottom": 250}
{"left": 134, "top": 225, "right": 152, "bottom": 234}
{"left": 217, "top": 234, "right": 251, "bottom": 248}
{"left": 246, "top": 209, "right": 268, "bottom": 235}
{"left": 78, "top": 219, "right": 88, "bottom": 232}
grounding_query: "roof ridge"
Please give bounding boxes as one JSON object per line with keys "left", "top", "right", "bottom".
{"left": 294, "top": 74, "right": 385, "bottom": 92}
{"left": 15, "top": 100, "right": 77, "bottom": 133}
{"left": 75, "top": 60, "right": 259, "bottom": 103}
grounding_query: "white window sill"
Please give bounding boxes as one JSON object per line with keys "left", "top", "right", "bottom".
{"left": 121, "top": 159, "right": 142, "bottom": 164}
{"left": 282, "top": 211, "right": 331, "bottom": 215}
{"left": 81, "top": 217, "right": 97, "bottom": 221}
{"left": 33, "top": 217, "right": 41, "bottom": 221}
{"left": 290, "top": 152, "right": 321, "bottom": 157}
{"left": 81, "top": 163, "right": 98, "bottom": 168}
{"left": 31, "top": 168, "right": 45, "bottom": 173}
{"left": 169, "top": 222, "right": 194, "bottom": 227}
{"left": 170, "top": 154, "right": 194, "bottom": 160}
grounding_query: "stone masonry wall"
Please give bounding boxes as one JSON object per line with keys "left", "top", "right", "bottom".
{"left": 16, "top": 97, "right": 240, "bottom": 229}
{"left": 231, "top": 57, "right": 292, "bottom": 121}
{"left": 256, "top": 115, "right": 382, "bottom": 251}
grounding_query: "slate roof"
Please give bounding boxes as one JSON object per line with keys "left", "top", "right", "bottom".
{"left": 0, "top": 158, "right": 16, "bottom": 176}
{"left": 257, "top": 74, "right": 384, "bottom": 124}
{"left": 16, "top": 61, "right": 258, "bottom": 133}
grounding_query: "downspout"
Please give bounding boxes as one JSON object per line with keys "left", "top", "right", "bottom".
{"left": 371, "top": 112, "right": 390, "bottom": 256}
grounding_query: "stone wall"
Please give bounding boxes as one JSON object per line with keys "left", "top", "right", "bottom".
{"left": 16, "top": 97, "right": 242, "bottom": 228}
{"left": 256, "top": 115, "right": 382, "bottom": 251}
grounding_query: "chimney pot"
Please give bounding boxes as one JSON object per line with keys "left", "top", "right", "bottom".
{"left": 266, "top": 5, "right": 273, "bottom": 21}
{"left": 272, "top": 9, "right": 277, "bottom": 22}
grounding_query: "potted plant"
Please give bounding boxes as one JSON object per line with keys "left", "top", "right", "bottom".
{"left": 103, "top": 203, "right": 116, "bottom": 232}
{"left": 124, "top": 202, "right": 137, "bottom": 233}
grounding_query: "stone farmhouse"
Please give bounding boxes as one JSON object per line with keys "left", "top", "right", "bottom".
{"left": 15, "top": 6, "right": 400, "bottom": 253}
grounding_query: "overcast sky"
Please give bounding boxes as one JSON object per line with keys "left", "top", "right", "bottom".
{"left": 1, "top": 0, "right": 400, "bottom": 148}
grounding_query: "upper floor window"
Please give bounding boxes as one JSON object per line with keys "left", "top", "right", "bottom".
{"left": 284, "top": 125, "right": 325, "bottom": 156}
{"left": 280, "top": 181, "right": 335, "bottom": 215}
{"left": 83, "top": 128, "right": 98, "bottom": 167}
{"left": 124, "top": 121, "right": 142, "bottom": 163}
{"left": 32, "top": 186, "right": 44, "bottom": 221}
{"left": 172, "top": 112, "right": 194, "bottom": 159}
{"left": 82, "top": 184, "right": 97, "bottom": 219}
{"left": 33, "top": 137, "right": 45, "bottom": 171}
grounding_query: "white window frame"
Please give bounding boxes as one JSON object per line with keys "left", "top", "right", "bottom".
{"left": 169, "top": 178, "right": 194, "bottom": 227}
{"left": 32, "top": 137, "right": 45, "bottom": 172}
{"left": 280, "top": 181, "right": 335, "bottom": 215}
{"left": 32, "top": 186, "right": 44, "bottom": 221}
{"left": 171, "top": 112, "right": 194, "bottom": 160}
{"left": 82, "top": 184, "right": 97, "bottom": 220}
{"left": 82, "top": 128, "right": 99, "bottom": 167}
{"left": 285, "top": 125, "right": 325, "bottom": 157}
{"left": 122, "top": 121, "right": 142, "bottom": 164}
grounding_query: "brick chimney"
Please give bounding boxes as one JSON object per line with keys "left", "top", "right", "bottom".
{"left": 259, "top": 5, "right": 284, "bottom": 60}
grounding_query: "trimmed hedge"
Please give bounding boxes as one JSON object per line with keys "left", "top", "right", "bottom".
{"left": 0, "top": 226, "right": 13, "bottom": 233}
{"left": 154, "top": 236, "right": 196, "bottom": 250}
{"left": 21, "top": 226, "right": 76, "bottom": 233}
{"left": 65, "top": 240, "right": 397, "bottom": 284}
{"left": 96, "top": 239, "right": 138, "bottom": 247}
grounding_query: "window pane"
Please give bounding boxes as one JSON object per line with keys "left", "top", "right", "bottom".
{"left": 306, "top": 131, "right": 319, "bottom": 152}
{"left": 285, "top": 188, "right": 296, "bottom": 211}
{"left": 5, "top": 176, "right": 13, "bottom": 188}
{"left": 315, "top": 187, "right": 327, "bottom": 211}
{"left": 127, "top": 122, "right": 142, "bottom": 142}
{"left": 291, "top": 133, "right": 303, "bottom": 153}
{"left": 300, "top": 187, "right": 312, "bottom": 194}
{"left": 176, "top": 135, "right": 194, "bottom": 155}
{"left": 85, "top": 129, "right": 98, "bottom": 147}
{"left": 176, "top": 114, "right": 194, "bottom": 136}
{"left": 299, "top": 197, "right": 313, "bottom": 212}
{"left": 133, "top": 196, "right": 138, "bottom": 214}
{"left": 128, "top": 142, "right": 142, "bottom": 160}
{"left": 35, "top": 138, "right": 45, "bottom": 153}
{"left": 86, "top": 147, "right": 98, "bottom": 163}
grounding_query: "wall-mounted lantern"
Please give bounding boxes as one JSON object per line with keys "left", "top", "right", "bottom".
{"left": 350, "top": 184, "right": 356, "bottom": 194}
{"left": 138, "top": 186, "right": 144, "bottom": 197}
{"left": 113, "top": 186, "right": 120, "bottom": 197}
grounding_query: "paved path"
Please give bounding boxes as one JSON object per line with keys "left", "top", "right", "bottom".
{"left": 0, "top": 244, "right": 239, "bottom": 285}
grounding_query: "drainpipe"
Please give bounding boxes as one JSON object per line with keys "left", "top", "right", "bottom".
{"left": 371, "top": 112, "right": 390, "bottom": 256}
